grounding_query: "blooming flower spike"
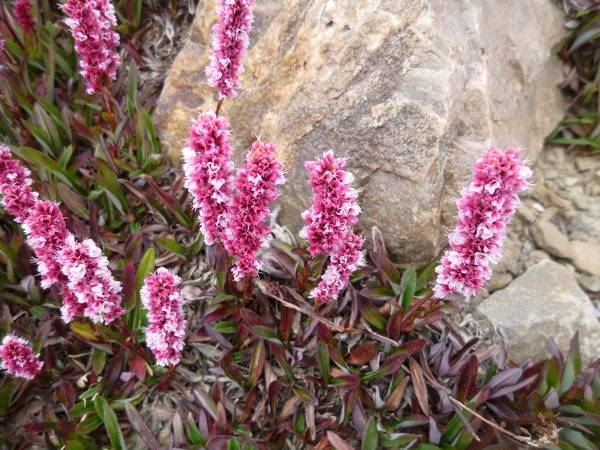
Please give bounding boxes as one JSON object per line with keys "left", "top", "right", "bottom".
{"left": 434, "top": 148, "right": 531, "bottom": 299}
{"left": 0, "top": 145, "right": 38, "bottom": 223}
{"left": 141, "top": 268, "right": 186, "bottom": 367}
{"left": 182, "top": 112, "right": 234, "bottom": 245}
{"left": 206, "top": 0, "right": 255, "bottom": 98}
{"left": 61, "top": 0, "right": 121, "bottom": 94}
{"left": 300, "top": 150, "right": 361, "bottom": 256}
{"left": 58, "top": 236, "right": 124, "bottom": 325}
{"left": 13, "top": 0, "right": 36, "bottom": 35}
{"left": 0, "top": 334, "right": 43, "bottom": 380}
{"left": 224, "top": 140, "right": 285, "bottom": 281}
{"left": 311, "top": 230, "right": 365, "bottom": 304}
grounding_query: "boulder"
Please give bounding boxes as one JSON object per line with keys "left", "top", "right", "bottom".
{"left": 154, "top": 0, "right": 566, "bottom": 263}
{"left": 478, "top": 260, "right": 600, "bottom": 362}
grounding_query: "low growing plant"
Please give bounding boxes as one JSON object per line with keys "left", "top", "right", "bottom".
{"left": 0, "top": 1, "right": 598, "bottom": 450}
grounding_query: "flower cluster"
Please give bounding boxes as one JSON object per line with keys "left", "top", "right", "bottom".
{"left": 23, "top": 201, "right": 70, "bottom": 289}
{"left": 13, "top": 0, "right": 35, "bottom": 35}
{"left": 0, "top": 145, "right": 38, "bottom": 223}
{"left": 434, "top": 148, "right": 531, "bottom": 299}
{"left": 141, "top": 268, "right": 186, "bottom": 366}
{"left": 182, "top": 112, "right": 234, "bottom": 245}
{"left": 224, "top": 140, "right": 284, "bottom": 280}
{"left": 301, "top": 151, "right": 364, "bottom": 303}
{"left": 58, "top": 236, "right": 124, "bottom": 325}
{"left": 311, "top": 230, "right": 365, "bottom": 303}
{"left": 300, "top": 151, "right": 361, "bottom": 255}
{"left": 61, "top": 0, "right": 120, "bottom": 94}
{"left": 0, "top": 146, "right": 123, "bottom": 323}
{"left": 206, "top": 0, "right": 255, "bottom": 98}
{"left": 0, "top": 334, "right": 43, "bottom": 380}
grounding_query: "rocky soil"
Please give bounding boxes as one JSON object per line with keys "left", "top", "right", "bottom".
{"left": 472, "top": 146, "right": 600, "bottom": 361}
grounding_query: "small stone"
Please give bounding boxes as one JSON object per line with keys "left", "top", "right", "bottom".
{"left": 573, "top": 196, "right": 590, "bottom": 210}
{"left": 577, "top": 273, "right": 600, "bottom": 293}
{"left": 525, "top": 250, "right": 550, "bottom": 269}
{"left": 570, "top": 240, "right": 600, "bottom": 277}
{"left": 575, "top": 156, "right": 600, "bottom": 172}
{"left": 531, "top": 220, "right": 574, "bottom": 259}
{"left": 478, "top": 260, "right": 600, "bottom": 362}
{"left": 564, "top": 176, "right": 579, "bottom": 187}
{"left": 487, "top": 272, "right": 513, "bottom": 292}
{"left": 516, "top": 205, "right": 536, "bottom": 223}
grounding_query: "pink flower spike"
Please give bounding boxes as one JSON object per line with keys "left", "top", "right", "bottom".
{"left": 23, "top": 201, "right": 70, "bottom": 289}
{"left": 0, "top": 334, "right": 43, "bottom": 380}
{"left": 182, "top": 112, "right": 234, "bottom": 245}
{"left": 61, "top": 0, "right": 120, "bottom": 95}
{"left": 311, "top": 230, "right": 365, "bottom": 304}
{"left": 300, "top": 150, "right": 361, "bottom": 256}
{"left": 141, "top": 268, "right": 186, "bottom": 367}
{"left": 57, "top": 235, "right": 124, "bottom": 325}
{"left": 0, "top": 145, "right": 37, "bottom": 223}
{"left": 206, "top": 0, "right": 255, "bottom": 98}
{"left": 13, "top": 0, "right": 35, "bottom": 35}
{"left": 224, "top": 140, "right": 285, "bottom": 281}
{"left": 434, "top": 148, "right": 531, "bottom": 299}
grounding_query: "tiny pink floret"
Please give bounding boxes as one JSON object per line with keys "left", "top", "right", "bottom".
{"left": 62, "top": 0, "right": 120, "bottom": 95}
{"left": 13, "top": 0, "right": 36, "bottom": 35}
{"left": 300, "top": 150, "right": 361, "bottom": 256}
{"left": 434, "top": 148, "right": 531, "bottom": 299}
{"left": 0, "top": 334, "right": 43, "bottom": 380}
{"left": 206, "top": 0, "right": 255, "bottom": 98}
{"left": 182, "top": 112, "right": 234, "bottom": 245}
{"left": 141, "top": 268, "right": 186, "bottom": 366}
{"left": 58, "top": 235, "right": 124, "bottom": 325}
{"left": 224, "top": 140, "right": 285, "bottom": 281}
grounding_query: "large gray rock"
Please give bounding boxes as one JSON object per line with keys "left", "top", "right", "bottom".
{"left": 478, "top": 260, "right": 600, "bottom": 362}
{"left": 154, "top": 0, "right": 566, "bottom": 263}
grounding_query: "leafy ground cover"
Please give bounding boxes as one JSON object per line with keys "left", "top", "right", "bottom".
{"left": 0, "top": 1, "right": 598, "bottom": 450}
{"left": 548, "top": 0, "right": 600, "bottom": 153}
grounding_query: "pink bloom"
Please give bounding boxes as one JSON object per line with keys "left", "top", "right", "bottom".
{"left": 206, "top": 0, "right": 255, "bottom": 98}
{"left": 224, "top": 140, "right": 285, "bottom": 281}
{"left": 13, "top": 0, "right": 35, "bottom": 35}
{"left": 61, "top": 0, "right": 120, "bottom": 95}
{"left": 434, "top": 148, "right": 531, "bottom": 299}
{"left": 311, "top": 230, "right": 365, "bottom": 303}
{"left": 57, "top": 235, "right": 124, "bottom": 325}
{"left": 0, "top": 334, "right": 43, "bottom": 380}
{"left": 23, "top": 201, "right": 70, "bottom": 288}
{"left": 182, "top": 112, "right": 234, "bottom": 245}
{"left": 141, "top": 268, "right": 186, "bottom": 366}
{"left": 22, "top": 201, "right": 85, "bottom": 322}
{"left": 300, "top": 150, "right": 361, "bottom": 256}
{"left": 0, "top": 145, "right": 37, "bottom": 223}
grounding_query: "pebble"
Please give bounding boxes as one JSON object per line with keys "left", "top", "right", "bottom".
{"left": 577, "top": 273, "right": 600, "bottom": 293}
{"left": 575, "top": 156, "right": 600, "bottom": 172}
{"left": 517, "top": 205, "right": 536, "bottom": 223}
{"left": 570, "top": 240, "right": 600, "bottom": 277}
{"left": 531, "top": 219, "right": 574, "bottom": 259}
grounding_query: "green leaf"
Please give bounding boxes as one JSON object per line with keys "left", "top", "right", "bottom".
{"left": 401, "top": 267, "right": 417, "bottom": 310}
{"left": 157, "top": 238, "right": 186, "bottom": 257}
{"left": 57, "top": 183, "right": 89, "bottom": 219}
{"left": 70, "top": 322, "right": 98, "bottom": 341}
{"left": 361, "top": 301, "right": 386, "bottom": 330}
{"left": 186, "top": 422, "right": 206, "bottom": 445}
{"left": 228, "top": 439, "right": 242, "bottom": 450}
{"left": 95, "top": 396, "right": 127, "bottom": 450}
{"left": 560, "top": 429, "right": 596, "bottom": 450}
{"left": 129, "top": 247, "right": 155, "bottom": 331}
{"left": 0, "top": 379, "right": 16, "bottom": 415}
{"left": 319, "top": 343, "right": 330, "bottom": 384}
{"left": 12, "top": 146, "right": 79, "bottom": 190}
{"left": 570, "top": 27, "right": 600, "bottom": 52}
{"left": 250, "top": 326, "right": 282, "bottom": 345}
{"left": 361, "top": 418, "right": 378, "bottom": 450}
{"left": 416, "top": 261, "right": 436, "bottom": 290}
{"left": 95, "top": 158, "right": 129, "bottom": 215}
